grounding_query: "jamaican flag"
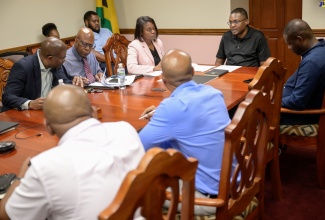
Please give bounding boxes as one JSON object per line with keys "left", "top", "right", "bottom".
{"left": 96, "top": 0, "right": 120, "bottom": 33}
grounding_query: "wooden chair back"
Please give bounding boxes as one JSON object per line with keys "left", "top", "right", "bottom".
{"left": 102, "top": 33, "right": 130, "bottom": 76}
{"left": 248, "top": 57, "right": 287, "bottom": 199}
{"left": 280, "top": 92, "right": 325, "bottom": 188}
{"left": 192, "top": 90, "right": 271, "bottom": 220}
{"left": 249, "top": 57, "right": 286, "bottom": 130}
{"left": 0, "top": 58, "right": 14, "bottom": 102}
{"left": 217, "top": 89, "right": 271, "bottom": 219}
{"left": 98, "top": 147, "right": 198, "bottom": 220}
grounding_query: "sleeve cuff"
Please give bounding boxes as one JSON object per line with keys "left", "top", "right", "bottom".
{"left": 21, "top": 100, "right": 31, "bottom": 110}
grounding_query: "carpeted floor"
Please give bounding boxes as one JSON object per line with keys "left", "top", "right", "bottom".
{"left": 264, "top": 144, "right": 325, "bottom": 220}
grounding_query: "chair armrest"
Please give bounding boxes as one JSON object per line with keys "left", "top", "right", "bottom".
{"left": 194, "top": 197, "right": 225, "bottom": 207}
{"left": 165, "top": 191, "right": 225, "bottom": 207}
{"left": 280, "top": 107, "right": 325, "bottom": 115}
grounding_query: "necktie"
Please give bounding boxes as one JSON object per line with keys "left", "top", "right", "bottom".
{"left": 82, "top": 57, "right": 96, "bottom": 83}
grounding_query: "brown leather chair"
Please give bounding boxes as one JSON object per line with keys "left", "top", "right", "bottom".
{"left": 0, "top": 58, "right": 14, "bottom": 103}
{"left": 280, "top": 93, "right": 325, "bottom": 189}
{"left": 248, "top": 57, "right": 287, "bottom": 200}
{"left": 168, "top": 90, "right": 272, "bottom": 220}
{"left": 98, "top": 147, "right": 198, "bottom": 220}
{"left": 0, "top": 51, "right": 28, "bottom": 63}
{"left": 102, "top": 33, "right": 130, "bottom": 77}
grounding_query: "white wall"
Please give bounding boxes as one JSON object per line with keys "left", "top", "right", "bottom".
{"left": 303, "top": 1, "right": 325, "bottom": 28}
{"left": 1, "top": 0, "right": 325, "bottom": 51}
{"left": 115, "top": 0, "right": 230, "bottom": 29}
{"left": 0, "top": 0, "right": 95, "bottom": 49}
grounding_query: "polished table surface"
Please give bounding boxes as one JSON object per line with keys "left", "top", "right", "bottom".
{"left": 0, "top": 67, "right": 257, "bottom": 174}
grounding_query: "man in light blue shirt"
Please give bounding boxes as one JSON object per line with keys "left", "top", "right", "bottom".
{"left": 139, "top": 49, "right": 232, "bottom": 215}
{"left": 84, "top": 11, "right": 113, "bottom": 71}
{"left": 63, "top": 27, "right": 103, "bottom": 85}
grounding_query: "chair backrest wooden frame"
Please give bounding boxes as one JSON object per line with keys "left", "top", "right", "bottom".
{"left": 248, "top": 57, "right": 287, "bottom": 199}
{"left": 193, "top": 90, "right": 271, "bottom": 220}
{"left": 249, "top": 57, "right": 286, "bottom": 131}
{"left": 0, "top": 58, "right": 14, "bottom": 102}
{"left": 102, "top": 33, "right": 130, "bottom": 76}
{"left": 217, "top": 90, "right": 271, "bottom": 219}
{"left": 98, "top": 147, "right": 198, "bottom": 220}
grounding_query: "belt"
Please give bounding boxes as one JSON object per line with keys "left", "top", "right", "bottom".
{"left": 198, "top": 190, "right": 218, "bottom": 198}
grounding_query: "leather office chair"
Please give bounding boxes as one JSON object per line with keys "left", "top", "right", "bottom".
{"left": 98, "top": 147, "right": 198, "bottom": 220}
{"left": 102, "top": 33, "right": 130, "bottom": 77}
{"left": 279, "top": 93, "right": 325, "bottom": 189}
{"left": 0, "top": 58, "right": 14, "bottom": 104}
{"left": 248, "top": 57, "right": 287, "bottom": 200}
{"left": 0, "top": 51, "right": 28, "bottom": 63}
{"left": 169, "top": 90, "right": 271, "bottom": 220}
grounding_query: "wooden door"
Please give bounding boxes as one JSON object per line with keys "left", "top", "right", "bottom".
{"left": 249, "top": 0, "right": 302, "bottom": 79}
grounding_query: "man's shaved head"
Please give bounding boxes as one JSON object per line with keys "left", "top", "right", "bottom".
{"left": 161, "top": 49, "right": 194, "bottom": 90}
{"left": 283, "top": 19, "right": 313, "bottom": 41}
{"left": 75, "top": 27, "right": 95, "bottom": 58}
{"left": 283, "top": 19, "right": 318, "bottom": 56}
{"left": 43, "top": 85, "right": 93, "bottom": 137}
{"left": 39, "top": 37, "right": 66, "bottom": 58}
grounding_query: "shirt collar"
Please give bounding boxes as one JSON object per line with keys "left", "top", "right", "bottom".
{"left": 72, "top": 46, "right": 83, "bottom": 61}
{"left": 302, "top": 39, "right": 325, "bottom": 58}
{"left": 59, "top": 118, "right": 100, "bottom": 146}
{"left": 171, "top": 80, "right": 197, "bottom": 97}
{"left": 37, "top": 50, "right": 51, "bottom": 71}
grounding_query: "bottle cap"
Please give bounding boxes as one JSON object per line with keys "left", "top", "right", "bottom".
{"left": 118, "top": 63, "right": 123, "bottom": 68}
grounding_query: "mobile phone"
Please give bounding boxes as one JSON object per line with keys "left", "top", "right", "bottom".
{"left": 109, "top": 78, "right": 119, "bottom": 83}
{"left": 0, "top": 141, "right": 16, "bottom": 153}
{"left": 243, "top": 78, "right": 253, "bottom": 83}
{"left": 151, "top": 88, "right": 166, "bottom": 92}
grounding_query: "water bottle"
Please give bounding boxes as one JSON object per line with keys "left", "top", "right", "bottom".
{"left": 58, "top": 79, "right": 64, "bottom": 86}
{"left": 117, "top": 63, "right": 126, "bottom": 89}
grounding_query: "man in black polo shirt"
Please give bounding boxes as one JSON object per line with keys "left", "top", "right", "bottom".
{"left": 215, "top": 8, "right": 270, "bottom": 67}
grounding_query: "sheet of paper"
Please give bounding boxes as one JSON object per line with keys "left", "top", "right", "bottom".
{"left": 193, "top": 65, "right": 215, "bottom": 72}
{"left": 89, "top": 75, "right": 136, "bottom": 87}
{"left": 215, "top": 65, "right": 241, "bottom": 72}
{"left": 142, "top": 71, "right": 162, "bottom": 77}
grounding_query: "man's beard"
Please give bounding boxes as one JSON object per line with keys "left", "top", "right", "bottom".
{"left": 89, "top": 26, "right": 100, "bottom": 34}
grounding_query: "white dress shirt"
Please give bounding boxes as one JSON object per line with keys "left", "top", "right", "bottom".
{"left": 6, "top": 118, "right": 145, "bottom": 220}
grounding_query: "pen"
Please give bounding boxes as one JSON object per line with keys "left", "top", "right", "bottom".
{"left": 139, "top": 109, "right": 156, "bottom": 120}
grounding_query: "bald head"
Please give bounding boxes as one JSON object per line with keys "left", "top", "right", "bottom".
{"left": 44, "top": 85, "right": 93, "bottom": 137}
{"left": 75, "top": 27, "right": 94, "bottom": 57}
{"left": 161, "top": 49, "right": 194, "bottom": 89}
{"left": 39, "top": 37, "right": 66, "bottom": 58}
{"left": 77, "top": 27, "right": 94, "bottom": 40}
{"left": 284, "top": 19, "right": 314, "bottom": 40}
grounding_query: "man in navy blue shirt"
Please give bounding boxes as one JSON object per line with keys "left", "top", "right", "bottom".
{"left": 139, "top": 49, "right": 232, "bottom": 215}
{"left": 281, "top": 19, "right": 325, "bottom": 125}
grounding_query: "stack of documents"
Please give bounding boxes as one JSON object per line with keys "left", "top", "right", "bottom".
{"left": 88, "top": 75, "right": 136, "bottom": 88}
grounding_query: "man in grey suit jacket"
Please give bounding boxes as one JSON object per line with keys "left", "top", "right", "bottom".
{"left": 2, "top": 38, "right": 83, "bottom": 110}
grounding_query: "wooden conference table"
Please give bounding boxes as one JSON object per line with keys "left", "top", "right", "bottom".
{"left": 0, "top": 67, "right": 257, "bottom": 174}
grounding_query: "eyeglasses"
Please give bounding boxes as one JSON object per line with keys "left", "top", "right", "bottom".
{"left": 77, "top": 37, "right": 95, "bottom": 49}
{"left": 227, "top": 18, "right": 247, "bottom": 26}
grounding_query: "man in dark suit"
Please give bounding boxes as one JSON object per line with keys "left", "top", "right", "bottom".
{"left": 2, "top": 37, "right": 83, "bottom": 110}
